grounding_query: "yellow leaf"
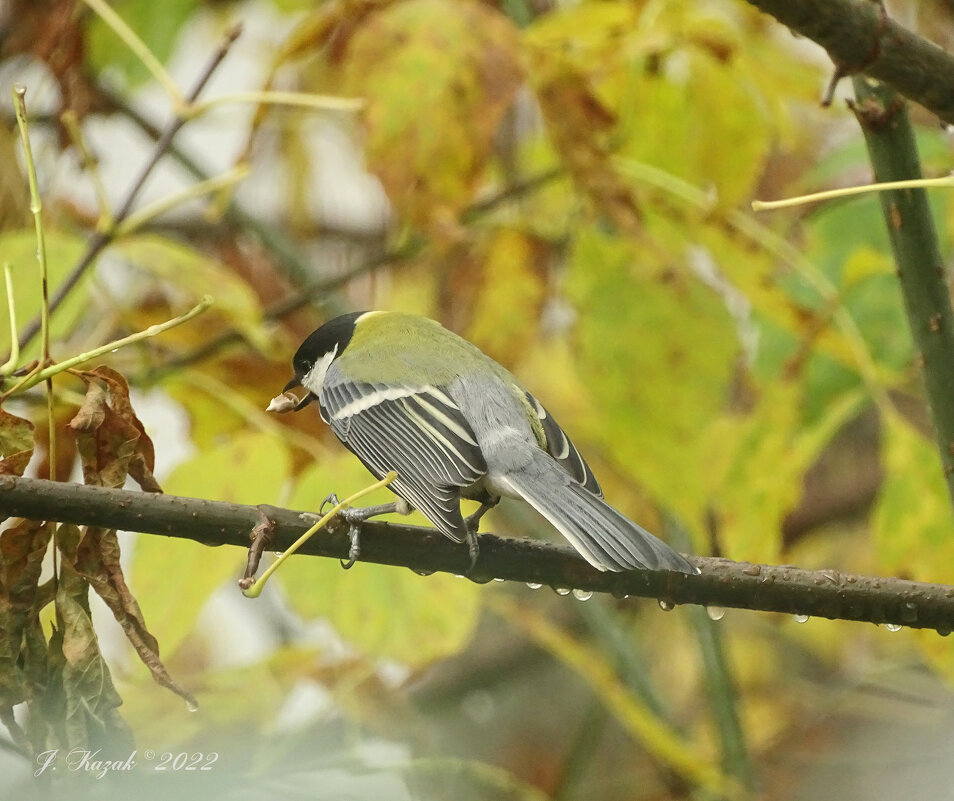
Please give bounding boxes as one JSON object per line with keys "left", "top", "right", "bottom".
{"left": 564, "top": 226, "right": 736, "bottom": 524}
{"left": 840, "top": 246, "right": 893, "bottom": 289}
{"left": 873, "top": 413, "right": 954, "bottom": 678}
{"left": 461, "top": 228, "right": 546, "bottom": 365}
{"left": 703, "top": 384, "right": 864, "bottom": 563}
{"left": 873, "top": 413, "right": 952, "bottom": 583}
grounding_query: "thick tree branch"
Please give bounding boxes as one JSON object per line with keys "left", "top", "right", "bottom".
{"left": 1, "top": 475, "right": 953, "bottom": 633}
{"left": 745, "top": 0, "right": 954, "bottom": 125}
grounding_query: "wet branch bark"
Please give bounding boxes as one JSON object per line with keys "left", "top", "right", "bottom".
{"left": 1, "top": 475, "right": 953, "bottom": 634}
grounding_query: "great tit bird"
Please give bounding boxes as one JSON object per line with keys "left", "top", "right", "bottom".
{"left": 270, "top": 310, "right": 693, "bottom": 574}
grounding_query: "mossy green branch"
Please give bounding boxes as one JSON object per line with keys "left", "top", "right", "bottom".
{"left": 852, "top": 77, "right": 954, "bottom": 509}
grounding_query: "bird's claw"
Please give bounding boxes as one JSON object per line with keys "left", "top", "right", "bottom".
{"left": 340, "top": 523, "right": 361, "bottom": 569}
{"left": 319, "top": 497, "right": 411, "bottom": 569}
{"left": 320, "top": 492, "right": 342, "bottom": 515}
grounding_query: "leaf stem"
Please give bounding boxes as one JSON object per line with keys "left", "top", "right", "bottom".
{"left": 14, "top": 86, "right": 59, "bottom": 490}
{"left": 13, "top": 88, "right": 50, "bottom": 364}
{"left": 6, "top": 296, "right": 213, "bottom": 397}
{"left": 0, "top": 263, "right": 19, "bottom": 376}
{"left": 61, "top": 109, "right": 115, "bottom": 232}
{"left": 189, "top": 90, "right": 364, "bottom": 117}
{"left": 113, "top": 164, "right": 250, "bottom": 237}
{"left": 752, "top": 174, "right": 954, "bottom": 211}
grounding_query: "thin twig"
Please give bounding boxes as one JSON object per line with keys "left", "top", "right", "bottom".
{"left": 0, "top": 264, "right": 18, "bottom": 375}
{"left": 5, "top": 296, "right": 212, "bottom": 397}
{"left": 14, "top": 24, "right": 242, "bottom": 356}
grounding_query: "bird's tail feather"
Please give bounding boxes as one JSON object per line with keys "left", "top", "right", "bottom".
{"left": 499, "top": 455, "right": 694, "bottom": 573}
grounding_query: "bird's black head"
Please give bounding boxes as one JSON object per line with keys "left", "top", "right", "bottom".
{"left": 283, "top": 311, "right": 365, "bottom": 409}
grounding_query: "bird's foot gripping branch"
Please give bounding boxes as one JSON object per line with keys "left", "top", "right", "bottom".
{"left": 239, "top": 471, "right": 400, "bottom": 597}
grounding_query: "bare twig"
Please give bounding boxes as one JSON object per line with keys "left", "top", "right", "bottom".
{"left": 1, "top": 475, "right": 953, "bottom": 633}
{"left": 13, "top": 24, "right": 242, "bottom": 356}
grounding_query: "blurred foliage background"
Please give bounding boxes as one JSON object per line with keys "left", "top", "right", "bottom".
{"left": 3, "top": 0, "right": 954, "bottom": 799}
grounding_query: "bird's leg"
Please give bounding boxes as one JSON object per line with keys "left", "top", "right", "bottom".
{"left": 464, "top": 496, "right": 500, "bottom": 533}
{"left": 458, "top": 497, "right": 499, "bottom": 573}
{"left": 463, "top": 529, "right": 480, "bottom": 573}
{"left": 319, "top": 494, "right": 412, "bottom": 568}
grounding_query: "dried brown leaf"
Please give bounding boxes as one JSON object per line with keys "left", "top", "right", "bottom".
{"left": 0, "top": 407, "right": 35, "bottom": 477}
{"left": 52, "top": 525, "right": 132, "bottom": 750}
{"left": 72, "top": 526, "right": 197, "bottom": 710}
{"left": 69, "top": 367, "right": 163, "bottom": 492}
{"left": 0, "top": 519, "right": 54, "bottom": 714}
{"left": 87, "top": 367, "right": 161, "bottom": 492}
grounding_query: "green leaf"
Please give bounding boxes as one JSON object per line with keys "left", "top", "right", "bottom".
{"left": 0, "top": 229, "right": 92, "bottom": 363}
{"left": 85, "top": 0, "right": 201, "bottom": 88}
{"left": 278, "top": 457, "right": 481, "bottom": 666}
{"left": 563, "top": 225, "right": 737, "bottom": 522}
{"left": 129, "top": 432, "right": 291, "bottom": 657}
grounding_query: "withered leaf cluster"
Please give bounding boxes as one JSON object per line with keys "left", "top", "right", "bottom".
{"left": 0, "top": 367, "right": 194, "bottom": 757}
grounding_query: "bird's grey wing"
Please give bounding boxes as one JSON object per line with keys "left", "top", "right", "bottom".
{"left": 320, "top": 370, "right": 487, "bottom": 542}
{"left": 524, "top": 391, "right": 603, "bottom": 497}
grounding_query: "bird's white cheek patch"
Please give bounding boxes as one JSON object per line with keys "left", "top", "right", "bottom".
{"left": 301, "top": 346, "right": 338, "bottom": 394}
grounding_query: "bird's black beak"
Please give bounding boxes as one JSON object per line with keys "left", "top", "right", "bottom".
{"left": 282, "top": 376, "right": 317, "bottom": 411}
